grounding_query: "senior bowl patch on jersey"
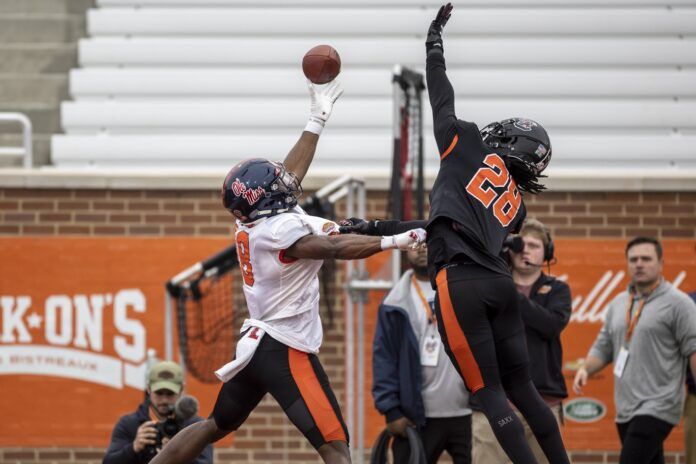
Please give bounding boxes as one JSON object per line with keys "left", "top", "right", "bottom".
{"left": 322, "top": 222, "right": 339, "bottom": 235}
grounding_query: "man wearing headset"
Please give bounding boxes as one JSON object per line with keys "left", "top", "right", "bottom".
{"left": 472, "top": 219, "right": 571, "bottom": 463}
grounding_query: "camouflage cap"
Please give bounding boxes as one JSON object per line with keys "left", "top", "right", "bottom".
{"left": 148, "top": 361, "right": 183, "bottom": 394}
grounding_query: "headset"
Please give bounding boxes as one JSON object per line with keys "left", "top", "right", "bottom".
{"left": 543, "top": 229, "right": 555, "bottom": 263}
{"left": 505, "top": 227, "right": 555, "bottom": 267}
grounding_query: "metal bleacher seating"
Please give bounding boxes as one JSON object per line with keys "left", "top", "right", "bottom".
{"left": 51, "top": 0, "right": 696, "bottom": 178}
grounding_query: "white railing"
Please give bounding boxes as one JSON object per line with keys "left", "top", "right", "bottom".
{"left": 0, "top": 112, "right": 33, "bottom": 168}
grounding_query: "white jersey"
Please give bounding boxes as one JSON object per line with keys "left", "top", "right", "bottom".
{"left": 234, "top": 206, "right": 339, "bottom": 353}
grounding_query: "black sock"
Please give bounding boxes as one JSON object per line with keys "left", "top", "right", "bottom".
{"left": 473, "top": 384, "right": 537, "bottom": 464}
{"left": 506, "top": 380, "right": 569, "bottom": 464}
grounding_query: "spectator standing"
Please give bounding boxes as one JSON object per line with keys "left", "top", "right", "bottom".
{"left": 373, "top": 245, "right": 472, "bottom": 463}
{"left": 573, "top": 237, "right": 696, "bottom": 464}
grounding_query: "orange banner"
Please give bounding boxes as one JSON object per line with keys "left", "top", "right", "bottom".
{"left": 359, "top": 240, "right": 696, "bottom": 451}
{"left": 0, "top": 237, "right": 231, "bottom": 447}
{"left": 1, "top": 238, "right": 694, "bottom": 452}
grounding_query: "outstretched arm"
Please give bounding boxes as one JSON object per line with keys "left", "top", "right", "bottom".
{"left": 283, "top": 80, "right": 343, "bottom": 183}
{"left": 283, "top": 131, "right": 320, "bottom": 185}
{"left": 339, "top": 218, "right": 428, "bottom": 236}
{"left": 425, "top": 3, "right": 457, "bottom": 152}
{"left": 285, "top": 229, "right": 426, "bottom": 260}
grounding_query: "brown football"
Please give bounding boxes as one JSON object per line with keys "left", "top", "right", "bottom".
{"left": 302, "top": 45, "right": 341, "bottom": 84}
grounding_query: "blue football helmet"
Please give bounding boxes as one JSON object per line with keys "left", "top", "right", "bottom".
{"left": 221, "top": 158, "right": 302, "bottom": 222}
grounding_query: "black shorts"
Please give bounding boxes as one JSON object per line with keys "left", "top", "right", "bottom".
{"left": 212, "top": 334, "right": 349, "bottom": 449}
{"left": 434, "top": 264, "right": 529, "bottom": 394}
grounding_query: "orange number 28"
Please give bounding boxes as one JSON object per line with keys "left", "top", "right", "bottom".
{"left": 236, "top": 230, "right": 255, "bottom": 286}
{"left": 465, "top": 153, "right": 522, "bottom": 227}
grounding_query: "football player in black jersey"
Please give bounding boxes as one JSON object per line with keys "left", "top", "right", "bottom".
{"left": 341, "top": 4, "right": 569, "bottom": 463}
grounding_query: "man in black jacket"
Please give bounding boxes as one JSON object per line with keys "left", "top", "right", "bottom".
{"left": 472, "top": 219, "right": 571, "bottom": 463}
{"left": 103, "top": 361, "right": 213, "bottom": 464}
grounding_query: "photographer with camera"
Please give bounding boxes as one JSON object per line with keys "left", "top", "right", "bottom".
{"left": 103, "top": 361, "right": 213, "bottom": 464}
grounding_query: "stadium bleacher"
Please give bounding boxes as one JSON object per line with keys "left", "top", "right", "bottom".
{"left": 51, "top": 0, "right": 696, "bottom": 177}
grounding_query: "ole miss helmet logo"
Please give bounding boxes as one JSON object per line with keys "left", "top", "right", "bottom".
{"left": 231, "top": 179, "right": 266, "bottom": 205}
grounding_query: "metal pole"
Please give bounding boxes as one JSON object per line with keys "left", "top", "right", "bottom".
{"left": 345, "top": 181, "right": 356, "bottom": 461}
{"left": 164, "top": 289, "right": 173, "bottom": 360}
{"left": 356, "top": 179, "right": 367, "bottom": 464}
{"left": 0, "top": 112, "right": 33, "bottom": 168}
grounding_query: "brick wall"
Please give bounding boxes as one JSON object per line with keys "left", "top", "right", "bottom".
{"left": 1, "top": 189, "right": 694, "bottom": 239}
{"left": 1, "top": 187, "right": 693, "bottom": 464}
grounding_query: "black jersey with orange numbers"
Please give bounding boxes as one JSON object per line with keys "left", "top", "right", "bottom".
{"left": 425, "top": 48, "right": 526, "bottom": 276}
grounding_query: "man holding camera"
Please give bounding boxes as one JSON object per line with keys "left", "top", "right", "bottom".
{"left": 103, "top": 361, "right": 213, "bottom": 464}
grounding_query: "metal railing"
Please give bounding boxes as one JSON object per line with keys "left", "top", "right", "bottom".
{"left": 321, "top": 176, "right": 401, "bottom": 464}
{"left": 0, "top": 112, "right": 33, "bottom": 168}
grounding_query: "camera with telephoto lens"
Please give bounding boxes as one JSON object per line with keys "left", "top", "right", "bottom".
{"left": 141, "top": 395, "right": 199, "bottom": 462}
{"left": 141, "top": 416, "right": 182, "bottom": 462}
{"left": 142, "top": 416, "right": 181, "bottom": 461}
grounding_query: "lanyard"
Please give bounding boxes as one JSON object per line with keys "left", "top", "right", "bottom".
{"left": 624, "top": 281, "right": 660, "bottom": 344}
{"left": 624, "top": 298, "right": 646, "bottom": 345}
{"left": 412, "top": 276, "right": 435, "bottom": 325}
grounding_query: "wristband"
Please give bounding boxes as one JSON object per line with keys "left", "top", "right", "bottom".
{"left": 304, "top": 116, "right": 325, "bottom": 135}
{"left": 380, "top": 236, "right": 396, "bottom": 250}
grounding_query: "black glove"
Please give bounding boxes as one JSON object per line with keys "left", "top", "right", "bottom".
{"left": 338, "top": 218, "right": 377, "bottom": 235}
{"left": 426, "top": 3, "right": 453, "bottom": 54}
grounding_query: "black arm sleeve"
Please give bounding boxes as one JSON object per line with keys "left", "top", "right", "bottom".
{"left": 426, "top": 49, "right": 457, "bottom": 153}
{"left": 372, "top": 220, "right": 428, "bottom": 236}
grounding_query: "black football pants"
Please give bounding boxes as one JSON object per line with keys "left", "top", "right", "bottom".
{"left": 434, "top": 264, "right": 569, "bottom": 464}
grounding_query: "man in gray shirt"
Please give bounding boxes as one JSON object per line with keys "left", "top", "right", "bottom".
{"left": 373, "top": 245, "right": 472, "bottom": 463}
{"left": 573, "top": 236, "right": 696, "bottom": 464}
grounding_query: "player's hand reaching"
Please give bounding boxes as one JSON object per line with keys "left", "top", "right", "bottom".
{"left": 338, "top": 218, "right": 377, "bottom": 235}
{"left": 426, "top": 3, "right": 453, "bottom": 54}
{"left": 305, "top": 79, "right": 344, "bottom": 135}
{"left": 381, "top": 228, "right": 427, "bottom": 251}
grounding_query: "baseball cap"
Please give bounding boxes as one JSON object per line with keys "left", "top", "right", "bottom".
{"left": 148, "top": 361, "right": 184, "bottom": 394}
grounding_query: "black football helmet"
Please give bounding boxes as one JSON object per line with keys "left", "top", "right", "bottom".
{"left": 479, "top": 117, "right": 552, "bottom": 176}
{"left": 221, "top": 158, "right": 302, "bottom": 222}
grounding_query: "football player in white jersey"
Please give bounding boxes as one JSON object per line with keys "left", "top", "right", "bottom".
{"left": 151, "top": 81, "right": 426, "bottom": 464}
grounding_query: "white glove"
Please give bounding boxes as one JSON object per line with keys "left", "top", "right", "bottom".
{"left": 381, "top": 228, "right": 427, "bottom": 251}
{"left": 305, "top": 79, "right": 344, "bottom": 135}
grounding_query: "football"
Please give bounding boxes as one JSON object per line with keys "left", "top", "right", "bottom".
{"left": 302, "top": 44, "right": 341, "bottom": 84}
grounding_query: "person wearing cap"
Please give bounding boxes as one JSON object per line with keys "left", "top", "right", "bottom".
{"left": 573, "top": 237, "right": 696, "bottom": 464}
{"left": 103, "top": 361, "right": 213, "bottom": 464}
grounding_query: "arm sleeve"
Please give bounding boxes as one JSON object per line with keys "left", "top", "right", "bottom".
{"left": 674, "top": 295, "right": 696, "bottom": 358}
{"left": 588, "top": 303, "right": 615, "bottom": 364}
{"left": 519, "top": 280, "right": 572, "bottom": 340}
{"left": 372, "top": 220, "right": 428, "bottom": 236}
{"left": 102, "top": 418, "right": 139, "bottom": 464}
{"left": 425, "top": 49, "right": 457, "bottom": 154}
{"left": 371, "top": 306, "right": 405, "bottom": 422}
